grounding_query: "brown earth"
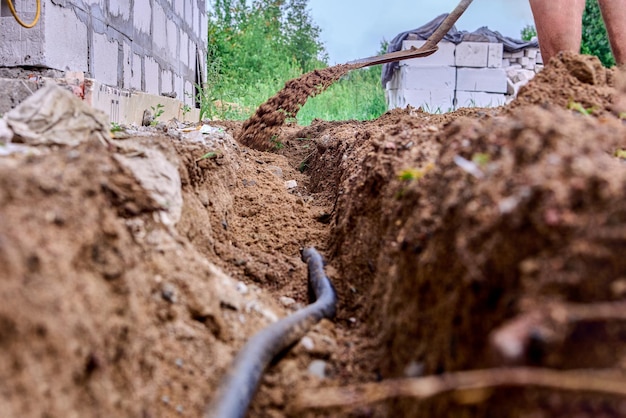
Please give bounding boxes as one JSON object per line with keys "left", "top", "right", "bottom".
{"left": 1, "top": 51, "right": 626, "bottom": 418}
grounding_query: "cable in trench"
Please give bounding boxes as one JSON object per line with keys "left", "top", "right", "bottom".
{"left": 205, "top": 247, "right": 338, "bottom": 418}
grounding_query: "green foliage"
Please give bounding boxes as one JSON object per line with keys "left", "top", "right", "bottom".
{"left": 297, "top": 65, "right": 387, "bottom": 125}
{"left": 150, "top": 103, "right": 165, "bottom": 126}
{"left": 202, "top": 0, "right": 386, "bottom": 124}
{"left": 520, "top": 25, "right": 537, "bottom": 41}
{"left": 581, "top": 0, "right": 615, "bottom": 67}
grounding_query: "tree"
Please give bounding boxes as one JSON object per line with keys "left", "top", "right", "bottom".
{"left": 581, "top": 0, "right": 615, "bottom": 67}
{"left": 520, "top": 25, "right": 537, "bottom": 41}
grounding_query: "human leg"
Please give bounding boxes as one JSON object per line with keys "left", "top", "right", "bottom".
{"left": 529, "top": 0, "right": 586, "bottom": 63}
{"left": 597, "top": 0, "right": 626, "bottom": 65}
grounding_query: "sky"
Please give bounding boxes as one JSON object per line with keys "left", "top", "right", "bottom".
{"left": 307, "top": 0, "right": 535, "bottom": 64}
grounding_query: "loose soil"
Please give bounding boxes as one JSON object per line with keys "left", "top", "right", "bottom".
{"left": 2, "top": 51, "right": 626, "bottom": 418}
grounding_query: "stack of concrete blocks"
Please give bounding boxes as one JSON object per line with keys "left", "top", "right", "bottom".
{"left": 385, "top": 39, "right": 508, "bottom": 112}
{"left": 0, "top": 0, "right": 207, "bottom": 121}
{"left": 503, "top": 47, "right": 544, "bottom": 99}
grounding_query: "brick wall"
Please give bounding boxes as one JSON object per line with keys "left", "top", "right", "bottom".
{"left": 0, "top": 0, "right": 207, "bottom": 109}
{"left": 385, "top": 39, "right": 543, "bottom": 112}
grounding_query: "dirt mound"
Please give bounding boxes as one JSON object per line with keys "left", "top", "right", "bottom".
{"left": 2, "top": 53, "right": 626, "bottom": 418}
{"left": 238, "top": 64, "right": 360, "bottom": 151}
{"left": 511, "top": 51, "right": 617, "bottom": 115}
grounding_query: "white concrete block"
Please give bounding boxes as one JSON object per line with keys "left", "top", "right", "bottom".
{"left": 396, "top": 66, "right": 456, "bottom": 90}
{"left": 134, "top": 0, "right": 152, "bottom": 35}
{"left": 153, "top": 2, "right": 168, "bottom": 52}
{"left": 487, "top": 43, "right": 503, "bottom": 68}
{"left": 535, "top": 64, "right": 544, "bottom": 73}
{"left": 502, "top": 58, "right": 511, "bottom": 67}
{"left": 145, "top": 57, "right": 159, "bottom": 94}
{"left": 457, "top": 68, "right": 507, "bottom": 93}
{"left": 520, "top": 56, "right": 530, "bottom": 67}
{"left": 167, "top": 17, "right": 178, "bottom": 61}
{"left": 401, "top": 40, "right": 456, "bottom": 67}
{"left": 92, "top": 32, "right": 119, "bottom": 86}
{"left": 525, "top": 48, "right": 538, "bottom": 59}
{"left": 110, "top": 0, "right": 131, "bottom": 19}
{"left": 161, "top": 68, "right": 173, "bottom": 94}
{"left": 43, "top": 4, "right": 89, "bottom": 71}
{"left": 455, "top": 42, "right": 488, "bottom": 68}
{"left": 396, "top": 89, "right": 456, "bottom": 113}
{"left": 503, "top": 50, "right": 524, "bottom": 59}
{"left": 175, "top": 0, "right": 184, "bottom": 16}
{"left": 536, "top": 52, "right": 543, "bottom": 64}
{"left": 184, "top": 80, "right": 194, "bottom": 107}
{"left": 200, "top": 12, "right": 208, "bottom": 41}
{"left": 456, "top": 91, "right": 506, "bottom": 109}
{"left": 185, "top": 0, "right": 193, "bottom": 26}
{"left": 181, "top": 30, "right": 190, "bottom": 69}
{"left": 131, "top": 53, "right": 142, "bottom": 90}
{"left": 192, "top": 4, "right": 200, "bottom": 38}
{"left": 123, "top": 42, "right": 132, "bottom": 89}
{"left": 174, "top": 74, "right": 184, "bottom": 101}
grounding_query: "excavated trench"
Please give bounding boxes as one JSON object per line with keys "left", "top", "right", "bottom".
{"left": 1, "top": 52, "right": 626, "bottom": 418}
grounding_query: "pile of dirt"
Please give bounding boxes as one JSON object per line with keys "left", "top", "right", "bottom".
{"left": 238, "top": 63, "right": 360, "bottom": 151}
{"left": 2, "top": 51, "right": 626, "bottom": 418}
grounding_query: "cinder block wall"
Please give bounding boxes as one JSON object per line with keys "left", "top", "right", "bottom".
{"left": 0, "top": 0, "right": 207, "bottom": 108}
{"left": 386, "top": 39, "right": 542, "bottom": 112}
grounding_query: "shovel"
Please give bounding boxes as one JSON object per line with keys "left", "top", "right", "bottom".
{"left": 349, "top": 0, "right": 474, "bottom": 68}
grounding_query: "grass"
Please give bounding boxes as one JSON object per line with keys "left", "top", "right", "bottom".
{"left": 197, "top": 65, "right": 387, "bottom": 125}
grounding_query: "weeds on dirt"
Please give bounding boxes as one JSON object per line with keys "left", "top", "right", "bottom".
{"left": 110, "top": 122, "right": 123, "bottom": 133}
{"left": 150, "top": 104, "right": 165, "bottom": 126}
{"left": 398, "top": 163, "right": 434, "bottom": 182}
{"left": 568, "top": 100, "right": 597, "bottom": 115}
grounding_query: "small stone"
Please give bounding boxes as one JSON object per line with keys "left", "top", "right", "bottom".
{"left": 161, "top": 282, "right": 177, "bottom": 303}
{"left": 404, "top": 360, "right": 424, "bottom": 377}
{"left": 300, "top": 336, "right": 315, "bottom": 351}
{"left": 285, "top": 180, "right": 297, "bottom": 189}
{"left": 268, "top": 165, "right": 283, "bottom": 178}
{"left": 161, "top": 396, "right": 170, "bottom": 405}
{"left": 348, "top": 317, "right": 357, "bottom": 324}
{"left": 308, "top": 360, "right": 327, "bottom": 379}
{"left": 279, "top": 296, "right": 296, "bottom": 307}
{"left": 175, "top": 358, "right": 184, "bottom": 368}
{"left": 176, "top": 405, "right": 184, "bottom": 413}
{"left": 236, "top": 281, "right": 249, "bottom": 294}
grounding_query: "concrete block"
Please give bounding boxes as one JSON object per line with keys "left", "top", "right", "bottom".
{"left": 134, "top": 0, "right": 152, "bottom": 35}
{"left": 520, "top": 56, "right": 530, "bottom": 67}
{"left": 401, "top": 40, "right": 455, "bottom": 67}
{"left": 455, "top": 42, "right": 488, "bottom": 68}
{"left": 153, "top": 2, "right": 168, "bottom": 52}
{"left": 535, "top": 64, "right": 544, "bottom": 73}
{"left": 184, "top": 80, "right": 194, "bottom": 107}
{"left": 536, "top": 52, "right": 543, "bottom": 64}
{"left": 175, "top": 0, "right": 184, "bottom": 16}
{"left": 525, "top": 48, "right": 538, "bottom": 59}
{"left": 145, "top": 57, "right": 159, "bottom": 94}
{"left": 487, "top": 43, "right": 503, "bottom": 68}
{"left": 123, "top": 42, "right": 132, "bottom": 89}
{"left": 501, "top": 58, "right": 510, "bottom": 67}
{"left": 396, "top": 89, "right": 456, "bottom": 113}
{"left": 174, "top": 74, "right": 184, "bottom": 102}
{"left": 181, "top": 30, "right": 190, "bottom": 69}
{"left": 185, "top": 0, "right": 193, "bottom": 27}
{"left": 92, "top": 32, "right": 119, "bottom": 86}
{"left": 200, "top": 12, "right": 208, "bottom": 42}
{"left": 192, "top": 4, "right": 200, "bottom": 38}
{"left": 131, "top": 53, "right": 142, "bottom": 90}
{"left": 161, "top": 68, "right": 173, "bottom": 95}
{"left": 43, "top": 4, "right": 89, "bottom": 72}
{"left": 167, "top": 17, "right": 178, "bottom": 62}
{"left": 456, "top": 91, "right": 506, "bottom": 109}
{"left": 503, "top": 50, "right": 524, "bottom": 59}
{"left": 456, "top": 67, "right": 507, "bottom": 93}
{"left": 110, "top": 0, "right": 131, "bottom": 19}
{"left": 396, "top": 66, "right": 456, "bottom": 90}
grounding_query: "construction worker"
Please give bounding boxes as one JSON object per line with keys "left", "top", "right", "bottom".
{"left": 529, "top": 0, "right": 626, "bottom": 66}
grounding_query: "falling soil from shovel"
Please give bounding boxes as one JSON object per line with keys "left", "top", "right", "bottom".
{"left": 237, "top": 63, "right": 360, "bottom": 151}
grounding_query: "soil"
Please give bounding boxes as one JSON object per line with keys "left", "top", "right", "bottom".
{"left": 2, "top": 51, "right": 626, "bottom": 418}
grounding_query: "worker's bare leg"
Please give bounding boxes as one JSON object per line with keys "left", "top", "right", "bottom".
{"left": 529, "top": 0, "right": 585, "bottom": 63}
{"left": 597, "top": 0, "right": 626, "bottom": 65}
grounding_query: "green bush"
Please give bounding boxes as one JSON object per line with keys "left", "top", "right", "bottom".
{"left": 202, "top": 0, "right": 386, "bottom": 124}
{"left": 581, "top": 0, "right": 615, "bottom": 67}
